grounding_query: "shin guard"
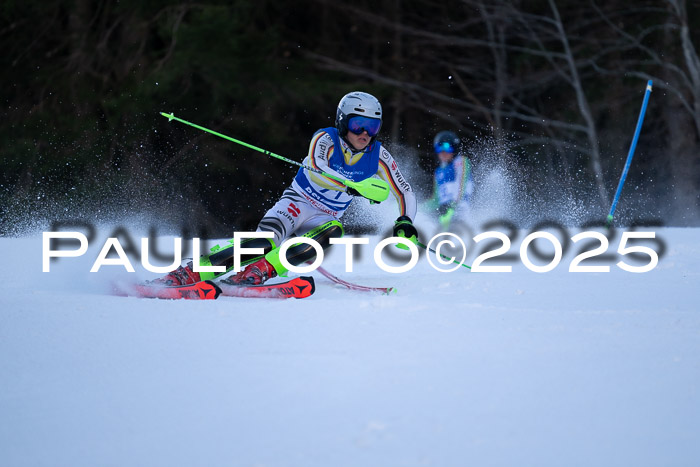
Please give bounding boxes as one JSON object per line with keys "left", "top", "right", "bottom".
{"left": 265, "top": 220, "right": 344, "bottom": 276}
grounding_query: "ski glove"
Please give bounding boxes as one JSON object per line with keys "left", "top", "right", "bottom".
{"left": 393, "top": 215, "right": 418, "bottom": 250}
{"left": 437, "top": 203, "right": 452, "bottom": 216}
{"left": 437, "top": 204, "right": 455, "bottom": 229}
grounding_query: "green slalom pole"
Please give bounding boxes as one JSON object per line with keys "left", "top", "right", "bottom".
{"left": 417, "top": 240, "right": 472, "bottom": 270}
{"left": 160, "top": 112, "right": 390, "bottom": 203}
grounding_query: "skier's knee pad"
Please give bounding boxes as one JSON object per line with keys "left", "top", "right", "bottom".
{"left": 266, "top": 220, "right": 344, "bottom": 270}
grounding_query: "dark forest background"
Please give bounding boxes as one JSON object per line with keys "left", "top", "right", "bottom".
{"left": 1, "top": 0, "right": 699, "bottom": 236}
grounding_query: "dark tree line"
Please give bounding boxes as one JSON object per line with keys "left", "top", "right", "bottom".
{"left": 1, "top": 0, "right": 699, "bottom": 235}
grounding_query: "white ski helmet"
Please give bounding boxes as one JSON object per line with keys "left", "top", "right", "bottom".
{"left": 335, "top": 91, "right": 383, "bottom": 143}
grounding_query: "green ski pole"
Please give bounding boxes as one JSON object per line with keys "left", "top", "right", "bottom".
{"left": 161, "top": 112, "right": 390, "bottom": 203}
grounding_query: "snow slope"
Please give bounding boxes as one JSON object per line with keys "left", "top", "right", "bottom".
{"left": 1, "top": 226, "right": 699, "bottom": 467}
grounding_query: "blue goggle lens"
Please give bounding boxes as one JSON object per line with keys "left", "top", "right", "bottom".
{"left": 347, "top": 116, "right": 381, "bottom": 137}
{"left": 434, "top": 141, "right": 455, "bottom": 154}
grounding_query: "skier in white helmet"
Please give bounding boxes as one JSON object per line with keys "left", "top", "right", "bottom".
{"left": 155, "top": 91, "right": 418, "bottom": 286}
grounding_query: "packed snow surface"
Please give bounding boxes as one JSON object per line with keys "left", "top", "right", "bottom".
{"left": 1, "top": 226, "right": 698, "bottom": 466}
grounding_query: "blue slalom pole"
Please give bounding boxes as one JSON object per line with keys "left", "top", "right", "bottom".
{"left": 606, "top": 80, "right": 653, "bottom": 227}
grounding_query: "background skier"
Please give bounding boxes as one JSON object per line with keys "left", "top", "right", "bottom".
{"left": 426, "top": 130, "right": 474, "bottom": 230}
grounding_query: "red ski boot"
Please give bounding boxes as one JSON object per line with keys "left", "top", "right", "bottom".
{"left": 151, "top": 261, "right": 201, "bottom": 286}
{"left": 228, "top": 258, "right": 277, "bottom": 285}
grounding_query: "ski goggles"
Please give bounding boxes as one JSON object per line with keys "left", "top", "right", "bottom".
{"left": 347, "top": 115, "right": 382, "bottom": 137}
{"left": 434, "top": 141, "right": 455, "bottom": 154}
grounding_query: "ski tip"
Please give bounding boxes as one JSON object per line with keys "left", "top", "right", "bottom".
{"left": 160, "top": 112, "right": 175, "bottom": 121}
{"left": 110, "top": 279, "right": 221, "bottom": 300}
{"left": 385, "top": 287, "right": 397, "bottom": 295}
